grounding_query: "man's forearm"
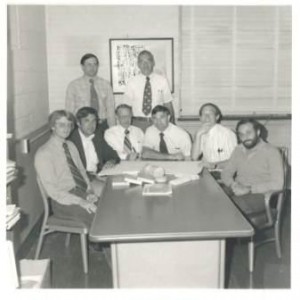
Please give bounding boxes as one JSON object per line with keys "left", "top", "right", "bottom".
{"left": 141, "top": 147, "right": 172, "bottom": 160}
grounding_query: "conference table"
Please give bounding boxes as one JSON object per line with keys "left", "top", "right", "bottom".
{"left": 89, "top": 169, "right": 254, "bottom": 288}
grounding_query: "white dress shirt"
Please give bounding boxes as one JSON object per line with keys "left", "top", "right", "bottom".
{"left": 143, "top": 123, "right": 192, "bottom": 157}
{"left": 104, "top": 125, "right": 144, "bottom": 160}
{"left": 78, "top": 130, "right": 99, "bottom": 173}
{"left": 123, "top": 73, "right": 173, "bottom": 117}
{"left": 200, "top": 124, "right": 237, "bottom": 163}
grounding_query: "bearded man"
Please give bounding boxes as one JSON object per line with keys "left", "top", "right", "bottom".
{"left": 221, "top": 118, "right": 284, "bottom": 222}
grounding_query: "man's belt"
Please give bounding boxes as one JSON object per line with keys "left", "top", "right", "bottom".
{"left": 132, "top": 116, "right": 152, "bottom": 122}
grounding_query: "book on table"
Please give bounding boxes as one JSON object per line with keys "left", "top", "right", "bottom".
{"left": 142, "top": 183, "right": 172, "bottom": 196}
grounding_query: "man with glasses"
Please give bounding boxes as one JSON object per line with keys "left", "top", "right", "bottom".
{"left": 34, "top": 110, "right": 98, "bottom": 228}
{"left": 123, "top": 50, "right": 175, "bottom": 132}
{"left": 104, "top": 104, "right": 144, "bottom": 160}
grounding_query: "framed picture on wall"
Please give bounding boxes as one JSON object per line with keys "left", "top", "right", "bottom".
{"left": 109, "top": 38, "right": 174, "bottom": 94}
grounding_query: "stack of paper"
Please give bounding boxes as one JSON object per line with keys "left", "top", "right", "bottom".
{"left": 7, "top": 159, "right": 17, "bottom": 184}
{"left": 142, "top": 183, "right": 172, "bottom": 196}
{"left": 111, "top": 175, "right": 130, "bottom": 188}
{"left": 6, "top": 204, "right": 21, "bottom": 230}
{"left": 98, "top": 161, "right": 203, "bottom": 177}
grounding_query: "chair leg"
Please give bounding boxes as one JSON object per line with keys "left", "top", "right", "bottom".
{"left": 274, "top": 225, "right": 282, "bottom": 258}
{"left": 65, "top": 233, "right": 71, "bottom": 247}
{"left": 248, "top": 238, "right": 254, "bottom": 273}
{"left": 80, "top": 233, "right": 88, "bottom": 274}
{"left": 35, "top": 227, "right": 46, "bottom": 259}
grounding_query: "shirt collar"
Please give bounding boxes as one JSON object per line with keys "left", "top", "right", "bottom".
{"left": 83, "top": 75, "right": 99, "bottom": 82}
{"left": 50, "top": 134, "right": 66, "bottom": 147}
{"left": 79, "top": 129, "right": 95, "bottom": 141}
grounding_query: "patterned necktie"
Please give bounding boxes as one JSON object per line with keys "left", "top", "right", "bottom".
{"left": 63, "top": 142, "right": 88, "bottom": 192}
{"left": 142, "top": 76, "right": 152, "bottom": 116}
{"left": 124, "top": 129, "right": 133, "bottom": 154}
{"left": 89, "top": 78, "right": 99, "bottom": 113}
{"left": 159, "top": 132, "right": 169, "bottom": 154}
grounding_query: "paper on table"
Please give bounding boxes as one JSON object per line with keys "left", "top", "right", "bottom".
{"left": 98, "top": 161, "right": 203, "bottom": 177}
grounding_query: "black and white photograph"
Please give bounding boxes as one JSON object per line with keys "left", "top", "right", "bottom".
{"left": 2, "top": 0, "right": 299, "bottom": 299}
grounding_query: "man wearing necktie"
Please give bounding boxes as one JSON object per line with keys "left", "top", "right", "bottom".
{"left": 124, "top": 50, "right": 175, "bottom": 132}
{"left": 142, "top": 105, "right": 192, "bottom": 160}
{"left": 66, "top": 53, "right": 116, "bottom": 131}
{"left": 34, "top": 110, "right": 100, "bottom": 228}
{"left": 105, "top": 104, "right": 144, "bottom": 160}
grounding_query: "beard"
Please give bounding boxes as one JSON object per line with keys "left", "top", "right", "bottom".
{"left": 242, "top": 136, "right": 260, "bottom": 149}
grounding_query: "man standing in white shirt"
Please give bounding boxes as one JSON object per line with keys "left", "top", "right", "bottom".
{"left": 142, "top": 105, "right": 192, "bottom": 161}
{"left": 104, "top": 104, "right": 144, "bottom": 160}
{"left": 123, "top": 50, "right": 175, "bottom": 131}
{"left": 191, "top": 103, "right": 237, "bottom": 169}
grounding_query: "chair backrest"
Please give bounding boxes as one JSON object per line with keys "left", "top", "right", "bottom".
{"left": 278, "top": 146, "right": 289, "bottom": 192}
{"left": 275, "top": 146, "right": 289, "bottom": 223}
{"left": 36, "top": 176, "right": 51, "bottom": 221}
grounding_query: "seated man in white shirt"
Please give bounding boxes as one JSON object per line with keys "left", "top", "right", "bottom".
{"left": 104, "top": 104, "right": 144, "bottom": 160}
{"left": 142, "top": 105, "right": 192, "bottom": 160}
{"left": 191, "top": 102, "right": 237, "bottom": 169}
{"left": 68, "top": 107, "right": 120, "bottom": 196}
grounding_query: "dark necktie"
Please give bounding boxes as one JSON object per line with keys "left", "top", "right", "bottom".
{"left": 89, "top": 78, "right": 99, "bottom": 113}
{"left": 63, "top": 142, "right": 88, "bottom": 192}
{"left": 159, "top": 132, "right": 169, "bottom": 154}
{"left": 142, "top": 76, "right": 152, "bottom": 116}
{"left": 124, "top": 129, "right": 132, "bottom": 154}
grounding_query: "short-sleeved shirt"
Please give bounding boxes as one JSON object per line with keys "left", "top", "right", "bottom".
{"left": 143, "top": 123, "right": 192, "bottom": 157}
{"left": 123, "top": 73, "right": 173, "bottom": 117}
{"left": 104, "top": 125, "right": 144, "bottom": 160}
{"left": 65, "top": 75, "right": 115, "bottom": 126}
{"left": 200, "top": 124, "right": 237, "bottom": 163}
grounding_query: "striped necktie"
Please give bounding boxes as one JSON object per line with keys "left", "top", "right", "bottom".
{"left": 89, "top": 78, "right": 99, "bottom": 113}
{"left": 159, "top": 132, "right": 169, "bottom": 154}
{"left": 142, "top": 76, "right": 152, "bottom": 116}
{"left": 124, "top": 129, "right": 132, "bottom": 154}
{"left": 63, "top": 142, "right": 88, "bottom": 192}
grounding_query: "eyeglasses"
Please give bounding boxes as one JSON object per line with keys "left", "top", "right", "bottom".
{"left": 55, "top": 122, "right": 73, "bottom": 129}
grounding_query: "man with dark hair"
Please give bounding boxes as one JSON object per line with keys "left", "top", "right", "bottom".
{"left": 123, "top": 50, "right": 175, "bottom": 131}
{"left": 221, "top": 118, "right": 284, "bottom": 221}
{"left": 104, "top": 104, "right": 144, "bottom": 160}
{"left": 192, "top": 102, "right": 237, "bottom": 169}
{"left": 34, "top": 110, "right": 98, "bottom": 228}
{"left": 142, "top": 105, "right": 191, "bottom": 160}
{"left": 65, "top": 53, "right": 115, "bottom": 130}
{"left": 68, "top": 106, "right": 120, "bottom": 181}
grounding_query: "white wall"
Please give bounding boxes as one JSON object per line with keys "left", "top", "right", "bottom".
{"left": 8, "top": 5, "right": 49, "bottom": 139}
{"left": 46, "top": 5, "right": 180, "bottom": 112}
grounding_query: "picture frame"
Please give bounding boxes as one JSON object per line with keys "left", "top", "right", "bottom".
{"left": 109, "top": 38, "right": 174, "bottom": 94}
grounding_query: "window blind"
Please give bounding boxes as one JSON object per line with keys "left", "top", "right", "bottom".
{"left": 179, "top": 6, "right": 291, "bottom": 117}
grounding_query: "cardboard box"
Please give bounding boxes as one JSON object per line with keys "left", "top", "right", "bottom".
{"left": 19, "top": 259, "right": 51, "bottom": 288}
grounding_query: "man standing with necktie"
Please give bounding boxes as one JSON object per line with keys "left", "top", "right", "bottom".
{"left": 35, "top": 110, "right": 100, "bottom": 228}
{"left": 105, "top": 104, "right": 144, "bottom": 160}
{"left": 142, "top": 105, "right": 192, "bottom": 160}
{"left": 123, "top": 50, "right": 175, "bottom": 132}
{"left": 66, "top": 53, "right": 116, "bottom": 131}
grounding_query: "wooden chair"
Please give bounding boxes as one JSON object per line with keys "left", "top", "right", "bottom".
{"left": 35, "top": 177, "right": 89, "bottom": 274}
{"left": 248, "top": 147, "right": 289, "bottom": 272}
